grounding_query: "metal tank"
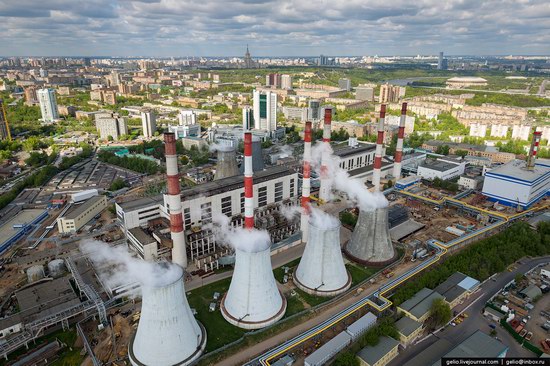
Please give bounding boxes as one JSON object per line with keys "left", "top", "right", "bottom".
{"left": 221, "top": 246, "right": 286, "bottom": 329}
{"left": 129, "top": 264, "right": 206, "bottom": 366}
{"left": 27, "top": 265, "right": 45, "bottom": 283}
{"left": 295, "top": 220, "right": 351, "bottom": 297}
{"left": 345, "top": 206, "right": 396, "bottom": 266}
{"left": 214, "top": 145, "right": 239, "bottom": 180}
{"left": 47, "top": 259, "right": 66, "bottom": 277}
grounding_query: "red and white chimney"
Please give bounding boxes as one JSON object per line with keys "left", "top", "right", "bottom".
{"left": 392, "top": 102, "right": 407, "bottom": 179}
{"left": 319, "top": 108, "right": 332, "bottom": 202}
{"left": 372, "top": 104, "right": 386, "bottom": 191}
{"left": 164, "top": 133, "right": 187, "bottom": 269}
{"left": 527, "top": 130, "right": 542, "bottom": 170}
{"left": 243, "top": 132, "right": 254, "bottom": 229}
{"left": 301, "top": 121, "right": 312, "bottom": 242}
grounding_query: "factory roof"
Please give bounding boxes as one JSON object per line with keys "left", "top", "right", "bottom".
{"left": 0, "top": 313, "right": 22, "bottom": 330}
{"left": 15, "top": 277, "right": 78, "bottom": 316}
{"left": 485, "top": 159, "right": 550, "bottom": 184}
{"left": 520, "top": 284, "right": 542, "bottom": 300}
{"left": 129, "top": 227, "right": 156, "bottom": 245}
{"left": 396, "top": 316, "right": 422, "bottom": 337}
{"left": 63, "top": 195, "right": 106, "bottom": 220}
{"left": 357, "top": 336, "right": 400, "bottom": 365}
{"left": 398, "top": 288, "right": 444, "bottom": 320}
{"left": 181, "top": 165, "right": 296, "bottom": 199}
{"left": 118, "top": 196, "right": 163, "bottom": 211}
{"left": 434, "top": 272, "right": 479, "bottom": 304}
{"left": 435, "top": 330, "right": 508, "bottom": 364}
{"left": 419, "top": 159, "right": 460, "bottom": 172}
{"left": 390, "top": 219, "right": 426, "bottom": 242}
{"left": 332, "top": 143, "right": 376, "bottom": 158}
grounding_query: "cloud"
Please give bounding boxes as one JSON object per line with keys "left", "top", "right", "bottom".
{"left": 0, "top": 0, "right": 548, "bottom": 56}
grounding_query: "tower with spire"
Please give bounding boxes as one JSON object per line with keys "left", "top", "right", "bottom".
{"left": 244, "top": 45, "right": 255, "bottom": 69}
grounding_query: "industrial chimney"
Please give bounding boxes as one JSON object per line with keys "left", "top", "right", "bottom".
{"left": 392, "top": 103, "right": 407, "bottom": 179}
{"left": 164, "top": 133, "right": 187, "bottom": 269}
{"left": 344, "top": 206, "right": 396, "bottom": 266}
{"left": 301, "top": 121, "right": 313, "bottom": 242}
{"left": 372, "top": 105, "right": 386, "bottom": 191}
{"left": 527, "top": 130, "right": 542, "bottom": 170}
{"left": 319, "top": 108, "right": 332, "bottom": 202}
{"left": 214, "top": 145, "right": 239, "bottom": 180}
{"left": 129, "top": 264, "right": 206, "bottom": 366}
{"left": 294, "top": 217, "right": 351, "bottom": 297}
{"left": 221, "top": 132, "right": 286, "bottom": 329}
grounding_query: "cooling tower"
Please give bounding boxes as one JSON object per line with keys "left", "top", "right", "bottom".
{"left": 239, "top": 136, "right": 265, "bottom": 173}
{"left": 220, "top": 246, "right": 287, "bottom": 329}
{"left": 129, "top": 265, "right": 206, "bottom": 366}
{"left": 344, "top": 206, "right": 396, "bottom": 266}
{"left": 214, "top": 145, "right": 239, "bottom": 180}
{"left": 294, "top": 220, "right": 351, "bottom": 297}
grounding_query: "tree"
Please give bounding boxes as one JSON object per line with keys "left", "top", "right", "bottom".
{"left": 333, "top": 352, "right": 359, "bottom": 366}
{"left": 107, "top": 135, "right": 114, "bottom": 142}
{"left": 455, "top": 149, "right": 469, "bottom": 158}
{"left": 429, "top": 298, "right": 452, "bottom": 327}
{"left": 109, "top": 178, "right": 128, "bottom": 191}
{"left": 435, "top": 145, "right": 450, "bottom": 155}
{"left": 514, "top": 273, "right": 524, "bottom": 285}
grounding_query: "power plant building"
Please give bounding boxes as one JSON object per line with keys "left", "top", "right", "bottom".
{"left": 57, "top": 195, "right": 108, "bottom": 233}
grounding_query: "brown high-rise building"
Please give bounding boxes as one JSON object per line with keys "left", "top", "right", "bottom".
{"left": 0, "top": 99, "right": 11, "bottom": 141}
{"left": 24, "top": 86, "right": 38, "bottom": 105}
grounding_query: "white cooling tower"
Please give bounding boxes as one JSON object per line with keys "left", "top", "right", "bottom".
{"left": 129, "top": 264, "right": 206, "bottom": 366}
{"left": 294, "top": 220, "right": 351, "bottom": 297}
{"left": 221, "top": 246, "right": 286, "bottom": 329}
{"left": 344, "top": 206, "right": 396, "bottom": 266}
{"left": 214, "top": 145, "right": 239, "bottom": 180}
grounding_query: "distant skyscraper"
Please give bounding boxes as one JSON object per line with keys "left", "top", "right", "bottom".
{"left": 253, "top": 90, "right": 277, "bottom": 132}
{"left": 437, "top": 51, "right": 448, "bottom": 70}
{"left": 281, "top": 74, "right": 293, "bottom": 90}
{"left": 141, "top": 110, "right": 157, "bottom": 138}
{"left": 37, "top": 88, "right": 59, "bottom": 123}
{"left": 0, "top": 99, "right": 11, "bottom": 141}
{"left": 338, "top": 78, "right": 351, "bottom": 91}
{"left": 83, "top": 57, "right": 91, "bottom": 66}
{"left": 95, "top": 112, "right": 128, "bottom": 140}
{"left": 242, "top": 106, "right": 254, "bottom": 130}
{"left": 266, "top": 73, "right": 282, "bottom": 88}
{"left": 39, "top": 68, "right": 48, "bottom": 78}
{"left": 308, "top": 100, "right": 321, "bottom": 121}
{"left": 244, "top": 45, "right": 255, "bottom": 69}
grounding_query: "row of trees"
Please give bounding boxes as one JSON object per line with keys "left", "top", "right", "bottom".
{"left": 392, "top": 222, "right": 550, "bottom": 306}
{"left": 0, "top": 166, "right": 59, "bottom": 211}
{"left": 97, "top": 150, "right": 162, "bottom": 175}
{"left": 58, "top": 144, "right": 94, "bottom": 170}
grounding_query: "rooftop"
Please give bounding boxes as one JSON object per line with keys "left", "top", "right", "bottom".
{"left": 419, "top": 159, "right": 459, "bottom": 172}
{"left": 398, "top": 288, "right": 444, "bottom": 320}
{"left": 15, "top": 277, "right": 78, "bottom": 317}
{"left": 304, "top": 332, "right": 351, "bottom": 366}
{"left": 333, "top": 143, "right": 376, "bottom": 158}
{"left": 436, "top": 330, "right": 508, "bottom": 363}
{"left": 434, "top": 272, "right": 479, "bottom": 303}
{"left": 118, "top": 196, "right": 163, "bottom": 211}
{"left": 357, "top": 336, "right": 400, "bottom": 365}
{"left": 485, "top": 158, "right": 550, "bottom": 183}
{"left": 396, "top": 316, "right": 423, "bottom": 337}
{"left": 129, "top": 227, "right": 156, "bottom": 245}
{"left": 64, "top": 195, "right": 106, "bottom": 220}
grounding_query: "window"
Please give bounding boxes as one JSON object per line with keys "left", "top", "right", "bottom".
{"left": 258, "top": 186, "right": 267, "bottom": 207}
{"left": 260, "top": 94, "right": 267, "bottom": 118}
{"left": 184, "top": 208, "right": 191, "bottom": 230}
{"left": 221, "top": 196, "right": 232, "bottom": 217}
{"left": 290, "top": 178, "right": 295, "bottom": 198}
{"left": 240, "top": 192, "right": 245, "bottom": 213}
{"left": 201, "top": 202, "right": 212, "bottom": 224}
{"left": 274, "top": 182, "right": 283, "bottom": 203}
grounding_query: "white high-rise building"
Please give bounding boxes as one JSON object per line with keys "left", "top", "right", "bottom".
{"left": 242, "top": 106, "right": 253, "bottom": 130}
{"left": 178, "top": 110, "right": 197, "bottom": 126}
{"left": 141, "top": 110, "right": 156, "bottom": 138}
{"left": 490, "top": 124, "right": 509, "bottom": 138}
{"left": 469, "top": 123, "right": 487, "bottom": 138}
{"left": 37, "top": 88, "right": 59, "bottom": 123}
{"left": 95, "top": 113, "right": 128, "bottom": 140}
{"left": 512, "top": 124, "right": 531, "bottom": 141}
{"left": 253, "top": 90, "right": 277, "bottom": 132}
{"left": 281, "top": 74, "right": 293, "bottom": 90}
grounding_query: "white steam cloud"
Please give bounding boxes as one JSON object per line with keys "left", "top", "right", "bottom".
{"left": 311, "top": 142, "right": 388, "bottom": 211}
{"left": 279, "top": 144, "right": 294, "bottom": 157}
{"left": 309, "top": 206, "right": 340, "bottom": 229}
{"left": 279, "top": 204, "right": 301, "bottom": 221}
{"left": 212, "top": 213, "right": 272, "bottom": 253}
{"left": 209, "top": 142, "right": 234, "bottom": 152}
{"left": 79, "top": 240, "right": 183, "bottom": 292}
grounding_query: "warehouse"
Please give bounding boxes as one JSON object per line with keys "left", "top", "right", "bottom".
{"left": 482, "top": 158, "right": 550, "bottom": 209}
{"left": 356, "top": 336, "right": 400, "bottom": 366}
{"left": 435, "top": 330, "right": 508, "bottom": 364}
{"left": 57, "top": 195, "right": 107, "bottom": 234}
{"left": 417, "top": 158, "right": 465, "bottom": 181}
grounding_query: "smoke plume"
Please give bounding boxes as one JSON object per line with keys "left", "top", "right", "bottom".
{"left": 79, "top": 240, "right": 183, "bottom": 292}
{"left": 212, "top": 213, "right": 272, "bottom": 253}
{"left": 311, "top": 141, "right": 388, "bottom": 211}
{"left": 209, "top": 142, "right": 234, "bottom": 152}
{"left": 309, "top": 206, "right": 340, "bottom": 229}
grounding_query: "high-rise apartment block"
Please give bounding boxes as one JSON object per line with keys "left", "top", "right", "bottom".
{"left": 178, "top": 110, "right": 197, "bottom": 126}
{"left": 37, "top": 88, "right": 59, "bottom": 123}
{"left": 95, "top": 112, "right": 128, "bottom": 140}
{"left": 242, "top": 106, "right": 254, "bottom": 130}
{"left": 266, "top": 73, "right": 282, "bottom": 88}
{"left": 308, "top": 100, "right": 321, "bottom": 121}
{"left": 253, "top": 90, "right": 277, "bottom": 132}
{"left": 355, "top": 85, "right": 375, "bottom": 102}
{"left": 338, "top": 78, "right": 351, "bottom": 91}
{"left": 281, "top": 74, "right": 293, "bottom": 90}
{"left": 141, "top": 110, "right": 157, "bottom": 138}
{"left": 24, "top": 86, "right": 38, "bottom": 105}
{"left": 437, "top": 51, "right": 448, "bottom": 70}
{"left": 379, "top": 83, "right": 405, "bottom": 104}
{"left": 0, "top": 99, "right": 11, "bottom": 141}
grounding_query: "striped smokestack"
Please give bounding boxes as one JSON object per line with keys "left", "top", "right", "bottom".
{"left": 244, "top": 132, "right": 254, "bottom": 229}
{"left": 319, "top": 108, "right": 332, "bottom": 202}
{"left": 392, "top": 102, "right": 407, "bottom": 179}
{"left": 372, "top": 104, "right": 386, "bottom": 191}
{"left": 301, "top": 121, "right": 312, "bottom": 241}
{"left": 164, "top": 133, "right": 187, "bottom": 269}
{"left": 527, "top": 130, "right": 542, "bottom": 170}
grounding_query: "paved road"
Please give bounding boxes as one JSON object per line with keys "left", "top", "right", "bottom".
{"left": 390, "top": 256, "right": 550, "bottom": 366}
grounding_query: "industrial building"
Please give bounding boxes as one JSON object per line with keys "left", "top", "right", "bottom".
{"left": 417, "top": 157, "right": 465, "bottom": 181}
{"left": 397, "top": 288, "right": 445, "bottom": 322}
{"left": 435, "top": 330, "right": 508, "bottom": 363}
{"left": 57, "top": 195, "right": 107, "bottom": 234}
{"left": 357, "top": 336, "right": 400, "bottom": 366}
{"left": 395, "top": 316, "right": 423, "bottom": 346}
{"left": 482, "top": 158, "right": 550, "bottom": 209}
{"left": 333, "top": 141, "right": 377, "bottom": 171}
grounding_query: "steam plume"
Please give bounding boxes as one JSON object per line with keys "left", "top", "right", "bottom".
{"left": 212, "top": 213, "right": 272, "bottom": 253}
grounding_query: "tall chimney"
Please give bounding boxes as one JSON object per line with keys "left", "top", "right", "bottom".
{"left": 164, "top": 133, "right": 187, "bottom": 269}
{"left": 392, "top": 102, "right": 407, "bottom": 180}
{"left": 372, "top": 104, "right": 386, "bottom": 191}
{"left": 319, "top": 108, "right": 332, "bottom": 202}
{"left": 301, "top": 121, "right": 312, "bottom": 241}
{"left": 527, "top": 130, "right": 542, "bottom": 170}
{"left": 244, "top": 132, "right": 254, "bottom": 229}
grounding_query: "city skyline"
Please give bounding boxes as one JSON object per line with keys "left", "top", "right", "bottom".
{"left": 1, "top": 0, "right": 549, "bottom": 57}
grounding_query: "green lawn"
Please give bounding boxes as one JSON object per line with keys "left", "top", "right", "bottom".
{"left": 273, "top": 258, "right": 301, "bottom": 283}
{"left": 346, "top": 263, "right": 378, "bottom": 286}
{"left": 285, "top": 294, "right": 306, "bottom": 316}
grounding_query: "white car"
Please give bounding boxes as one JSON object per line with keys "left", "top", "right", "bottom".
{"left": 451, "top": 322, "right": 456, "bottom": 327}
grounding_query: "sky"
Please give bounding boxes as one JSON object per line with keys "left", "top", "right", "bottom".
{"left": 1, "top": 0, "right": 549, "bottom": 57}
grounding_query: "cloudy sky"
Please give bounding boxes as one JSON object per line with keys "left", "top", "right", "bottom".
{"left": 1, "top": 0, "right": 549, "bottom": 57}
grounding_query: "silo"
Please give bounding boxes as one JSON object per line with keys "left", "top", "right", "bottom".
{"left": 129, "top": 264, "right": 206, "bottom": 366}
{"left": 214, "top": 145, "right": 239, "bottom": 180}
{"left": 47, "top": 259, "right": 66, "bottom": 278}
{"left": 27, "top": 265, "right": 45, "bottom": 283}
{"left": 344, "top": 206, "right": 396, "bottom": 266}
{"left": 294, "top": 219, "right": 351, "bottom": 297}
{"left": 220, "top": 246, "right": 286, "bottom": 329}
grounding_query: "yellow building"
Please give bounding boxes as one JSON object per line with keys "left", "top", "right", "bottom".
{"left": 357, "top": 336, "right": 400, "bottom": 366}
{"left": 395, "top": 316, "right": 423, "bottom": 346}
{"left": 396, "top": 288, "right": 445, "bottom": 323}
{"left": 57, "top": 195, "right": 107, "bottom": 234}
